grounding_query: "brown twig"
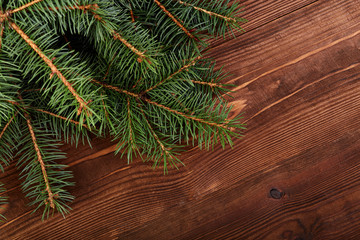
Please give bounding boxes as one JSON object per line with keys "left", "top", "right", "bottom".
{"left": 9, "top": 21, "right": 89, "bottom": 116}
{"left": 154, "top": 0, "right": 195, "bottom": 39}
{"left": 24, "top": 112, "right": 55, "bottom": 209}
{"left": 0, "top": 22, "right": 4, "bottom": 50}
{"left": 142, "top": 56, "right": 201, "bottom": 94}
{"left": 0, "top": 113, "right": 17, "bottom": 139}
{"left": 178, "top": 1, "right": 237, "bottom": 23}
{"left": 189, "top": 79, "right": 224, "bottom": 88}
{"left": 128, "top": 1, "right": 136, "bottom": 23}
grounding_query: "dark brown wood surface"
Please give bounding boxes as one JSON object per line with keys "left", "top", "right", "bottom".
{"left": 1, "top": 0, "right": 360, "bottom": 239}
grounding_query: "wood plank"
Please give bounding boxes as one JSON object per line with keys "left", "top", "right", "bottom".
{"left": 1, "top": 0, "right": 360, "bottom": 239}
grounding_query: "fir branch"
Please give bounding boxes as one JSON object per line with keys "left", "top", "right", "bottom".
{"left": 24, "top": 112, "right": 55, "bottom": 209}
{"left": 142, "top": 56, "right": 201, "bottom": 94}
{"left": 153, "top": 0, "right": 195, "bottom": 39}
{"left": 178, "top": 1, "right": 237, "bottom": 23}
{"left": 8, "top": 21, "right": 89, "bottom": 116}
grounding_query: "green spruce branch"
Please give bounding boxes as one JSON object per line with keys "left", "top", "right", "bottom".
{"left": 0, "top": 0, "right": 246, "bottom": 220}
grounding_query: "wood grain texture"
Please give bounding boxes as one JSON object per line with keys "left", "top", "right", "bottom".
{"left": 1, "top": 0, "right": 360, "bottom": 239}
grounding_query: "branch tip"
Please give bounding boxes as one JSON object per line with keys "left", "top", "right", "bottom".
{"left": 25, "top": 113, "right": 55, "bottom": 209}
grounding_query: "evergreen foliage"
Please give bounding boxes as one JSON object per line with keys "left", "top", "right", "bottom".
{"left": 0, "top": 0, "right": 245, "bottom": 220}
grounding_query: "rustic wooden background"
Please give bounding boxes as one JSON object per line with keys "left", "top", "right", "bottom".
{"left": 1, "top": 0, "right": 360, "bottom": 239}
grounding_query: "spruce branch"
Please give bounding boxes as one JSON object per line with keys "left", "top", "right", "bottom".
{"left": 0, "top": 0, "right": 246, "bottom": 219}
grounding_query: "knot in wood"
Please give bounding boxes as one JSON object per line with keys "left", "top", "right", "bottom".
{"left": 269, "top": 188, "right": 284, "bottom": 199}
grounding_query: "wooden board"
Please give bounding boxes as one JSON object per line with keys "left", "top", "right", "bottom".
{"left": 1, "top": 0, "right": 360, "bottom": 239}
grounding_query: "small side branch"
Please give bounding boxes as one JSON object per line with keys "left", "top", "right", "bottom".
{"left": 178, "top": 1, "right": 237, "bottom": 23}
{"left": 33, "top": 108, "right": 89, "bottom": 129}
{"left": 9, "top": 21, "right": 89, "bottom": 115}
{"left": 142, "top": 56, "right": 200, "bottom": 94}
{"left": 112, "top": 32, "right": 146, "bottom": 62}
{"left": 91, "top": 79, "right": 139, "bottom": 98}
{"left": 92, "top": 79, "right": 228, "bottom": 129}
{"left": 0, "top": 113, "right": 17, "bottom": 139}
{"left": 24, "top": 113, "right": 55, "bottom": 208}
{"left": 128, "top": 1, "right": 135, "bottom": 22}
{"left": 138, "top": 105, "right": 171, "bottom": 155}
{"left": 142, "top": 97, "right": 227, "bottom": 129}
{"left": 154, "top": 0, "right": 195, "bottom": 39}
